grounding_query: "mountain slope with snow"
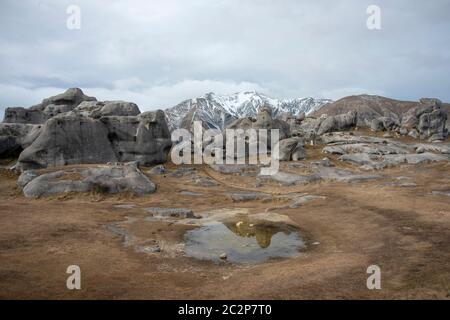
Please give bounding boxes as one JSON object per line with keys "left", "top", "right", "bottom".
{"left": 164, "top": 91, "right": 332, "bottom": 131}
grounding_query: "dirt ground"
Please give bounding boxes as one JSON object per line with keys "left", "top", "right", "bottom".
{"left": 0, "top": 147, "right": 449, "bottom": 299}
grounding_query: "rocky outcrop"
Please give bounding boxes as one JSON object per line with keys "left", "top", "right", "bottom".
{"left": 1, "top": 88, "right": 172, "bottom": 170}
{"left": 16, "top": 110, "right": 171, "bottom": 170}
{"left": 17, "top": 114, "right": 117, "bottom": 170}
{"left": 226, "top": 106, "right": 290, "bottom": 139}
{"left": 20, "top": 162, "right": 156, "bottom": 198}
{"left": 0, "top": 123, "right": 42, "bottom": 157}
{"left": 3, "top": 88, "right": 96, "bottom": 124}
{"left": 73, "top": 101, "right": 140, "bottom": 118}
{"left": 400, "top": 98, "right": 448, "bottom": 141}
{"left": 100, "top": 110, "right": 172, "bottom": 165}
{"left": 274, "top": 137, "right": 306, "bottom": 161}
{"left": 370, "top": 116, "right": 399, "bottom": 132}
{"left": 316, "top": 111, "right": 357, "bottom": 136}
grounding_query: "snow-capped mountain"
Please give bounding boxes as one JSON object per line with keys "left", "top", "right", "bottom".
{"left": 164, "top": 91, "right": 332, "bottom": 131}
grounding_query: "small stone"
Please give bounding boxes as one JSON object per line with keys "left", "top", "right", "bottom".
{"left": 312, "top": 242, "right": 320, "bottom": 245}
{"left": 236, "top": 221, "right": 243, "bottom": 227}
{"left": 219, "top": 253, "right": 227, "bottom": 260}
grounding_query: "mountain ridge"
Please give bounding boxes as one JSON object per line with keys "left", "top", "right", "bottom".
{"left": 164, "top": 91, "right": 332, "bottom": 131}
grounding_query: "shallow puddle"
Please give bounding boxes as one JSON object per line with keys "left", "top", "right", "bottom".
{"left": 184, "top": 219, "right": 305, "bottom": 264}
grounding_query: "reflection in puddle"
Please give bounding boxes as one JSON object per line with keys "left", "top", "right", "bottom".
{"left": 184, "top": 219, "right": 305, "bottom": 264}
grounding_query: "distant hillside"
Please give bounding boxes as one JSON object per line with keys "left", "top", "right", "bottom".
{"left": 312, "top": 94, "right": 450, "bottom": 127}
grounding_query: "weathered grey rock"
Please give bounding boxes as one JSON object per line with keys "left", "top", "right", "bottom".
{"left": 193, "top": 176, "right": 219, "bottom": 187}
{"left": 371, "top": 116, "right": 398, "bottom": 132}
{"left": 314, "top": 166, "right": 382, "bottom": 183}
{"left": 3, "top": 108, "right": 47, "bottom": 124}
{"left": 289, "top": 195, "right": 326, "bottom": 208}
{"left": 209, "top": 163, "right": 257, "bottom": 175}
{"left": 251, "top": 106, "right": 290, "bottom": 139}
{"left": 431, "top": 190, "right": 450, "bottom": 197}
{"left": 17, "top": 170, "right": 39, "bottom": 188}
{"left": 180, "top": 191, "right": 202, "bottom": 196}
{"left": 323, "top": 143, "right": 409, "bottom": 156}
{"left": 3, "top": 88, "right": 96, "bottom": 124}
{"left": 341, "top": 152, "right": 449, "bottom": 170}
{"left": 259, "top": 171, "right": 321, "bottom": 186}
{"left": 408, "top": 129, "right": 419, "bottom": 139}
{"left": 370, "top": 118, "right": 384, "bottom": 132}
{"left": 149, "top": 164, "right": 166, "bottom": 174}
{"left": 419, "top": 98, "right": 442, "bottom": 107}
{"left": 17, "top": 114, "right": 117, "bottom": 170}
{"left": 227, "top": 192, "right": 271, "bottom": 202}
{"left": 274, "top": 137, "right": 306, "bottom": 161}
{"left": 317, "top": 111, "right": 357, "bottom": 135}
{"left": 378, "top": 181, "right": 417, "bottom": 188}
{"left": 295, "top": 115, "right": 327, "bottom": 140}
{"left": 171, "top": 167, "right": 196, "bottom": 177}
{"left": 74, "top": 100, "right": 141, "bottom": 118}
{"left": 144, "top": 207, "right": 195, "bottom": 219}
{"left": 413, "top": 143, "right": 450, "bottom": 154}
{"left": 400, "top": 98, "right": 447, "bottom": 141}
{"left": 0, "top": 123, "right": 42, "bottom": 157}
{"left": 101, "top": 110, "right": 172, "bottom": 166}
{"left": 22, "top": 162, "right": 156, "bottom": 197}
{"left": 320, "top": 132, "right": 387, "bottom": 145}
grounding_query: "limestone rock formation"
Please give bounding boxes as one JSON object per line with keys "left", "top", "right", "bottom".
{"left": 73, "top": 101, "right": 141, "bottom": 118}
{"left": 274, "top": 137, "right": 306, "bottom": 161}
{"left": 400, "top": 98, "right": 448, "bottom": 141}
{"left": 316, "top": 111, "right": 357, "bottom": 136}
{"left": 100, "top": 110, "right": 172, "bottom": 165}
{"left": 17, "top": 114, "right": 117, "bottom": 170}
{"left": 20, "top": 162, "right": 156, "bottom": 198}
{"left": 0, "top": 123, "right": 42, "bottom": 157}
{"left": 0, "top": 88, "right": 172, "bottom": 170}
{"left": 3, "top": 88, "right": 96, "bottom": 124}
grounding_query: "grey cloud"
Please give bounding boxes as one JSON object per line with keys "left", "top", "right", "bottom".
{"left": 0, "top": 0, "right": 449, "bottom": 117}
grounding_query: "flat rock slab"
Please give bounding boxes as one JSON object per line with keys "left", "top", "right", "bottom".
{"left": 209, "top": 164, "right": 258, "bottom": 175}
{"left": 414, "top": 143, "right": 450, "bottom": 154}
{"left": 289, "top": 195, "right": 326, "bottom": 208}
{"left": 315, "top": 166, "right": 382, "bottom": 183}
{"left": 259, "top": 171, "right": 322, "bottom": 186}
{"left": 20, "top": 162, "right": 156, "bottom": 198}
{"left": 114, "top": 204, "right": 137, "bottom": 209}
{"left": 378, "top": 182, "right": 417, "bottom": 188}
{"left": 227, "top": 192, "right": 272, "bottom": 202}
{"left": 145, "top": 207, "right": 196, "bottom": 219}
{"left": 171, "top": 167, "right": 196, "bottom": 177}
{"left": 193, "top": 177, "right": 219, "bottom": 187}
{"left": 321, "top": 133, "right": 388, "bottom": 145}
{"left": 180, "top": 191, "right": 203, "bottom": 196}
{"left": 323, "top": 143, "right": 409, "bottom": 156}
{"left": 149, "top": 165, "right": 166, "bottom": 174}
{"left": 341, "top": 152, "right": 449, "bottom": 170}
{"left": 431, "top": 191, "right": 450, "bottom": 197}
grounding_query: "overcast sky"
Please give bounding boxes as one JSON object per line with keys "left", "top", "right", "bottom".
{"left": 1, "top": 0, "right": 449, "bottom": 117}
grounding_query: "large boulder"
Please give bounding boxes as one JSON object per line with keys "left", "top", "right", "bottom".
{"left": 252, "top": 106, "right": 290, "bottom": 139}
{"left": 2, "top": 108, "right": 47, "bottom": 124}
{"left": 274, "top": 137, "right": 306, "bottom": 161}
{"left": 74, "top": 100, "right": 141, "bottom": 118}
{"left": 16, "top": 109, "right": 172, "bottom": 170}
{"left": 3, "top": 88, "right": 96, "bottom": 124}
{"left": 370, "top": 116, "right": 399, "bottom": 132}
{"left": 400, "top": 98, "right": 447, "bottom": 141}
{"left": 21, "top": 162, "right": 156, "bottom": 197}
{"left": 100, "top": 110, "right": 172, "bottom": 165}
{"left": 0, "top": 123, "right": 42, "bottom": 157}
{"left": 316, "top": 111, "right": 357, "bottom": 135}
{"left": 17, "top": 114, "right": 117, "bottom": 170}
